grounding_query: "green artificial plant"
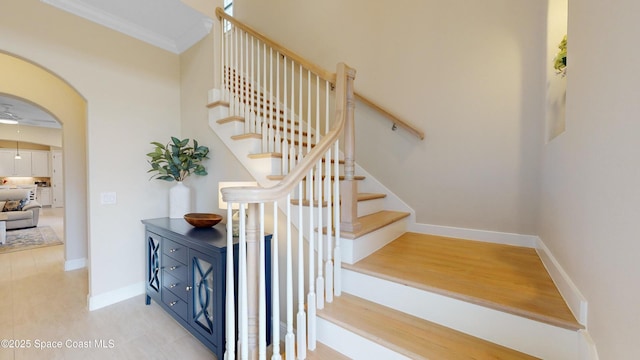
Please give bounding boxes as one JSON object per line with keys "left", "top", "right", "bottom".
{"left": 147, "top": 137, "right": 210, "bottom": 182}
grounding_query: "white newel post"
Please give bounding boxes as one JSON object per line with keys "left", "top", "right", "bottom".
{"left": 340, "top": 66, "right": 360, "bottom": 232}
{"left": 169, "top": 181, "right": 191, "bottom": 218}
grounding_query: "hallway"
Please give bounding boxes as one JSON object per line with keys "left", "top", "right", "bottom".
{"left": 0, "top": 210, "right": 214, "bottom": 360}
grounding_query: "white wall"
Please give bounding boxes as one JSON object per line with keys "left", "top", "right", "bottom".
{"left": 0, "top": 0, "right": 181, "bottom": 303}
{"left": 539, "top": 0, "right": 640, "bottom": 358}
{"left": 236, "top": 0, "right": 547, "bottom": 235}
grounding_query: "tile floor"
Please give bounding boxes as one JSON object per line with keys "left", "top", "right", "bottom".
{"left": 0, "top": 208, "right": 215, "bottom": 360}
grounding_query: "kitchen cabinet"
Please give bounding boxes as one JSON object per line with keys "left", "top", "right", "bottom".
{"left": 142, "top": 218, "right": 272, "bottom": 360}
{"left": 36, "top": 187, "right": 52, "bottom": 206}
{"left": 0, "top": 150, "right": 14, "bottom": 175}
{"left": 14, "top": 152, "right": 32, "bottom": 176}
{"left": 31, "top": 151, "right": 50, "bottom": 177}
{"left": 0, "top": 149, "right": 50, "bottom": 177}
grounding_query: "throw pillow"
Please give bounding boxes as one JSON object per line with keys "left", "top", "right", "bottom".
{"left": 18, "top": 198, "right": 29, "bottom": 210}
{"left": 3, "top": 200, "right": 21, "bottom": 212}
{"left": 0, "top": 201, "right": 5, "bottom": 212}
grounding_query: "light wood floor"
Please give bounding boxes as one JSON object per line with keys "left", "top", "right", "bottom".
{"left": 344, "top": 232, "right": 582, "bottom": 330}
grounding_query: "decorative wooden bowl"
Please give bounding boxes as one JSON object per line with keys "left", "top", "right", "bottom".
{"left": 184, "top": 213, "right": 222, "bottom": 228}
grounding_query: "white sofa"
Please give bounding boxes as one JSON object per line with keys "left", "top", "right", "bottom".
{"left": 0, "top": 189, "right": 42, "bottom": 230}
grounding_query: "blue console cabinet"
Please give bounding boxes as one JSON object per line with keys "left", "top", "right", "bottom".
{"left": 142, "top": 218, "right": 271, "bottom": 359}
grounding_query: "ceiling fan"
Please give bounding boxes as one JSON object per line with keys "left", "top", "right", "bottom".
{"left": 0, "top": 104, "right": 21, "bottom": 124}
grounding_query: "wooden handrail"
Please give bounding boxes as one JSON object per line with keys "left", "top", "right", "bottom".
{"left": 216, "top": 7, "right": 425, "bottom": 141}
{"left": 216, "top": 8, "right": 335, "bottom": 84}
{"left": 222, "top": 63, "right": 355, "bottom": 204}
{"left": 355, "top": 93, "right": 425, "bottom": 140}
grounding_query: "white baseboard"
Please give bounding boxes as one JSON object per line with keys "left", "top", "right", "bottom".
{"left": 88, "top": 281, "right": 145, "bottom": 311}
{"left": 409, "top": 223, "right": 538, "bottom": 248}
{"left": 64, "top": 257, "right": 87, "bottom": 271}
{"left": 535, "top": 237, "right": 588, "bottom": 326}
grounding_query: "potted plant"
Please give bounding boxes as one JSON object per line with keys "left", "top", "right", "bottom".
{"left": 147, "top": 137, "right": 210, "bottom": 218}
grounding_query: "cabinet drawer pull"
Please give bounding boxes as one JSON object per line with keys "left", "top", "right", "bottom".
{"left": 169, "top": 283, "right": 177, "bottom": 288}
{"left": 169, "top": 248, "right": 177, "bottom": 253}
{"left": 169, "top": 266, "right": 177, "bottom": 271}
{"left": 185, "top": 286, "right": 193, "bottom": 292}
{"left": 169, "top": 301, "right": 177, "bottom": 307}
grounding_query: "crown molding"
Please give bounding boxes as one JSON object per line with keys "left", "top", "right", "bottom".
{"left": 41, "top": 0, "right": 212, "bottom": 54}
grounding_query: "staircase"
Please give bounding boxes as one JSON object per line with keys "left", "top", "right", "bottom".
{"left": 209, "top": 8, "right": 584, "bottom": 360}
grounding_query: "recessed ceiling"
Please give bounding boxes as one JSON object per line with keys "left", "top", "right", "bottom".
{"left": 41, "top": 0, "right": 214, "bottom": 54}
{"left": 0, "top": 96, "right": 61, "bottom": 129}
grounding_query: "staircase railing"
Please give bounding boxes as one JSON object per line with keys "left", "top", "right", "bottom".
{"left": 216, "top": 8, "right": 357, "bottom": 360}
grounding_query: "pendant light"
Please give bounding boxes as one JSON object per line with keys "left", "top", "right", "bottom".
{"left": 14, "top": 127, "right": 21, "bottom": 160}
{"left": 15, "top": 140, "right": 21, "bottom": 160}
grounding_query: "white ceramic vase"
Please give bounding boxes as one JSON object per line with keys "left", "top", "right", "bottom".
{"left": 169, "top": 181, "right": 191, "bottom": 218}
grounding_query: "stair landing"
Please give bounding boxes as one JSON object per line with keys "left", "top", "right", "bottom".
{"left": 344, "top": 232, "right": 582, "bottom": 330}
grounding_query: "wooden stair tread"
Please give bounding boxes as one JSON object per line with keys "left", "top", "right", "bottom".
{"left": 267, "top": 341, "right": 350, "bottom": 360}
{"left": 267, "top": 175, "right": 365, "bottom": 181}
{"left": 338, "top": 210, "right": 410, "bottom": 239}
{"left": 319, "top": 293, "right": 539, "bottom": 360}
{"left": 249, "top": 152, "right": 344, "bottom": 164}
{"left": 290, "top": 192, "right": 386, "bottom": 207}
{"left": 344, "top": 232, "right": 583, "bottom": 330}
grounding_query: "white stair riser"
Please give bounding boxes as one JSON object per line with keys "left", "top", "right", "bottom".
{"left": 358, "top": 197, "right": 384, "bottom": 216}
{"left": 341, "top": 218, "right": 407, "bottom": 265}
{"left": 317, "top": 317, "right": 411, "bottom": 360}
{"left": 341, "top": 269, "right": 580, "bottom": 360}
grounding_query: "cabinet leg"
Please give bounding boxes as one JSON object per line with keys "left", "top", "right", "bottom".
{"left": 145, "top": 294, "right": 151, "bottom": 305}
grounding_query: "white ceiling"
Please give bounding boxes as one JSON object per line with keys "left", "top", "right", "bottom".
{"left": 41, "top": 0, "right": 214, "bottom": 54}
{"left": 1, "top": 1, "right": 213, "bottom": 130}
{"left": 0, "top": 97, "right": 61, "bottom": 129}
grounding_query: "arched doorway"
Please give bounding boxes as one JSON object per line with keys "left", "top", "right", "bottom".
{"left": 0, "top": 51, "right": 88, "bottom": 272}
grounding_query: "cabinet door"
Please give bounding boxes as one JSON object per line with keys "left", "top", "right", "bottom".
{"left": 51, "top": 151, "right": 64, "bottom": 207}
{"left": 189, "top": 248, "right": 222, "bottom": 346}
{"left": 0, "top": 150, "right": 14, "bottom": 175}
{"left": 146, "top": 231, "right": 162, "bottom": 303}
{"left": 14, "top": 151, "right": 32, "bottom": 176}
{"left": 37, "top": 188, "right": 52, "bottom": 206}
{"left": 31, "top": 151, "right": 50, "bottom": 177}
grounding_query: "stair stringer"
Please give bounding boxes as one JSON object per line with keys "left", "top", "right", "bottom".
{"left": 337, "top": 268, "right": 580, "bottom": 360}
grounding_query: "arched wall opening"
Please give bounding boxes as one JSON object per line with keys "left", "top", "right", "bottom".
{"left": 0, "top": 51, "right": 88, "bottom": 272}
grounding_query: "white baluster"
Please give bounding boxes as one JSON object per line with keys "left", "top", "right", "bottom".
{"left": 316, "top": 157, "right": 324, "bottom": 310}
{"left": 262, "top": 122, "right": 268, "bottom": 153}
{"left": 324, "top": 82, "right": 334, "bottom": 303}
{"left": 307, "top": 165, "right": 316, "bottom": 350}
{"left": 316, "top": 76, "right": 325, "bottom": 310}
{"left": 324, "top": 148, "right": 333, "bottom": 304}
{"left": 276, "top": 58, "right": 293, "bottom": 159}
{"left": 285, "top": 193, "right": 295, "bottom": 359}
{"left": 275, "top": 51, "right": 281, "bottom": 154}
{"left": 298, "top": 65, "right": 303, "bottom": 160}
{"left": 334, "top": 140, "right": 342, "bottom": 296}
{"left": 282, "top": 141, "right": 289, "bottom": 175}
{"left": 269, "top": 48, "right": 274, "bottom": 153}
{"left": 296, "top": 181, "right": 306, "bottom": 360}
{"left": 271, "top": 201, "right": 281, "bottom": 360}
